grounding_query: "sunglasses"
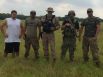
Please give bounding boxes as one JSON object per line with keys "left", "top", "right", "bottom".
{"left": 30, "top": 12, "right": 36, "bottom": 15}
{"left": 87, "top": 11, "right": 93, "bottom": 13}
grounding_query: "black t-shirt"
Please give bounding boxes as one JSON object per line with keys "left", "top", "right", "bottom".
{"left": 81, "top": 16, "right": 100, "bottom": 37}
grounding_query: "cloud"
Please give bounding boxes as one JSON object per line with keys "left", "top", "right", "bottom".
{"left": 0, "top": 0, "right": 103, "bottom": 18}
{"left": 0, "top": 0, "right": 5, "bottom": 7}
{"left": 65, "top": 0, "right": 93, "bottom": 8}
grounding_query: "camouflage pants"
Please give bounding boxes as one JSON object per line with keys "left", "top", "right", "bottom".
{"left": 82, "top": 36, "right": 100, "bottom": 63}
{"left": 25, "top": 37, "right": 39, "bottom": 57}
{"left": 61, "top": 36, "right": 76, "bottom": 61}
{"left": 42, "top": 32, "right": 56, "bottom": 59}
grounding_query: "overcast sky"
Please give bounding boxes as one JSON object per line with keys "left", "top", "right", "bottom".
{"left": 0, "top": 0, "right": 103, "bottom": 18}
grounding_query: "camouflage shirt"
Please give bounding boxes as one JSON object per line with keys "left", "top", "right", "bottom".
{"left": 81, "top": 16, "right": 100, "bottom": 37}
{"left": 62, "top": 17, "right": 79, "bottom": 37}
{"left": 25, "top": 17, "right": 41, "bottom": 38}
{"left": 62, "top": 17, "right": 79, "bottom": 29}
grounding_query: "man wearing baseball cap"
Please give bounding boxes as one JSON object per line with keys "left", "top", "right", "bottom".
{"left": 79, "top": 8, "right": 101, "bottom": 67}
{"left": 24, "top": 10, "right": 41, "bottom": 60}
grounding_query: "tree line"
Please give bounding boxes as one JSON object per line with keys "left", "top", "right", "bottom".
{"left": 0, "top": 13, "right": 103, "bottom": 22}
{"left": 0, "top": 13, "right": 28, "bottom": 20}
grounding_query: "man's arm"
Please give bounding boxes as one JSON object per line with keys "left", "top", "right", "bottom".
{"left": 38, "top": 21, "right": 42, "bottom": 33}
{"left": 54, "top": 17, "right": 60, "bottom": 30}
{"left": 0, "top": 24, "right": 1, "bottom": 31}
{"left": 20, "top": 21, "right": 25, "bottom": 38}
{"left": 24, "top": 20, "right": 27, "bottom": 34}
{"left": 78, "top": 19, "right": 85, "bottom": 41}
{"left": 1, "top": 20, "right": 8, "bottom": 37}
{"left": 61, "top": 21, "right": 66, "bottom": 30}
{"left": 75, "top": 20, "right": 80, "bottom": 31}
{"left": 75, "top": 20, "right": 80, "bottom": 37}
{"left": 95, "top": 24, "right": 100, "bottom": 38}
{"left": 23, "top": 20, "right": 28, "bottom": 40}
{"left": 38, "top": 20, "right": 42, "bottom": 39}
{"left": 95, "top": 18, "right": 101, "bottom": 38}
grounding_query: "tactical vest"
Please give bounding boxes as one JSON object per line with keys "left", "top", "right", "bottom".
{"left": 42, "top": 15, "right": 55, "bottom": 33}
{"left": 63, "top": 17, "right": 77, "bottom": 37}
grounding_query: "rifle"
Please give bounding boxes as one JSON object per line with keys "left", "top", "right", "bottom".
{"left": 63, "top": 15, "right": 77, "bottom": 37}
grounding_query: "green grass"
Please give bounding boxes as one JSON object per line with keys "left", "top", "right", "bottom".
{"left": 0, "top": 21, "right": 103, "bottom": 77}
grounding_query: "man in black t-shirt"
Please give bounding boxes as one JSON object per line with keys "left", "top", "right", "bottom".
{"left": 79, "top": 8, "right": 101, "bottom": 67}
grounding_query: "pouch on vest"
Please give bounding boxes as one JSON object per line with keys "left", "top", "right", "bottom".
{"left": 62, "top": 16, "right": 76, "bottom": 37}
{"left": 43, "top": 15, "right": 55, "bottom": 33}
{"left": 63, "top": 26, "right": 76, "bottom": 37}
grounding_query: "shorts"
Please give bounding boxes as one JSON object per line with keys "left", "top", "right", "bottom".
{"left": 4, "top": 42, "right": 20, "bottom": 53}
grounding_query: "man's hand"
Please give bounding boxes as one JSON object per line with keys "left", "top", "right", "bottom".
{"left": 5, "top": 33, "right": 8, "bottom": 38}
{"left": 91, "top": 36, "right": 97, "bottom": 40}
{"left": 19, "top": 34, "right": 22, "bottom": 39}
{"left": 65, "top": 23, "right": 71, "bottom": 27}
{"left": 78, "top": 26, "right": 84, "bottom": 42}
{"left": 51, "top": 27, "right": 55, "bottom": 31}
{"left": 23, "top": 34, "right": 26, "bottom": 40}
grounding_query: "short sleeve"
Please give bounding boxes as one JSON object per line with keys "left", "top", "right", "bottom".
{"left": 54, "top": 17, "right": 60, "bottom": 27}
{"left": 95, "top": 18, "right": 100, "bottom": 25}
{"left": 81, "top": 19, "right": 85, "bottom": 27}
{"left": 37, "top": 19, "right": 42, "bottom": 27}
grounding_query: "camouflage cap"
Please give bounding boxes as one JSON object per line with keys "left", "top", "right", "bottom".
{"left": 68, "top": 10, "right": 75, "bottom": 16}
{"left": 30, "top": 10, "right": 36, "bottom": 14}
{"left": 11, "top": 10, "right": 17, "bottom": 14}
{"left": 87, "top": 8, "right": 93, "bottom": 12}
{"left": 46, "top": 7, "right": 54, "bottom": 12}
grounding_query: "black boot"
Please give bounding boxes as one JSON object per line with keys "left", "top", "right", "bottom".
{"left": 53, "top": 58, "right": 56, "bottom": 63}
{"left": 70, "top": 57, "right": 74, "bottom": 63}
{"left": 45, "top": 56, "right": 49, "bottom": 62}
{"left": 24, "top": 52, "right": 29, "bottom": 59}
{"left": 95, "top": 61, "right": 100, "bottom": 68}
{"left": 83, "top": 57, "right": 89, "bottom": 63}
{"left": 35, "top": 54, "right": 39, "bottom": 60}
{"left": 69, "top": 52, "right": 74, "bottom": 63}
{"left": 4, "top": 52, "right": 8, "bottom": 57}
{"left": 35, "top": 51, "right": 39, "bottom": 60}
{"left": 12, "top": 52, "right": 15, "bottom": 58}
{"left": 61, "top": 55, "right": 65, "bottom": 61}
{"left": 16, "top": 52, "right": 19, "bottom": 57}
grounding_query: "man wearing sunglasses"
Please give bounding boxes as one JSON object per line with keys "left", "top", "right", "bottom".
{"left": 79, "top": 8, "right": 101, "bottom": 67}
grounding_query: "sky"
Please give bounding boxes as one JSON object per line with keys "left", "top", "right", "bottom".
{"left": 0, "top": 0, "right": 103, "bottom": 18}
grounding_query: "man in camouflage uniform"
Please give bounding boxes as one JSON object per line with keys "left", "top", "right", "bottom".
{"left": 79, "top": 8, "right": 100, "bottom": 67}
{"left": 61, "top": 10, "right": 79, "bottom": 62}
{"left": 24, "top": 11, "right": 41, "bottom": 59}
{"left": 41, "top": 7, "right": 60, "bottom": 62}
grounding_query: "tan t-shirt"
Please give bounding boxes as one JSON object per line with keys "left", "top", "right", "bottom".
{"left": 25, "top": 17, "right": 41, "bottom": 38}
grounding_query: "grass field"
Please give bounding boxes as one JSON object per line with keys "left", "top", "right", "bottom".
{"left": 0, "top": 21, "right": 103, "bottom": 77}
